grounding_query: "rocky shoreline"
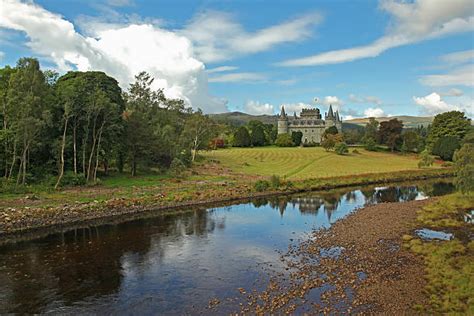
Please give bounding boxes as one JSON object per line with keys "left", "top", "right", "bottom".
{"left": 237, "top": 198, "right": 431, "bottom": 314}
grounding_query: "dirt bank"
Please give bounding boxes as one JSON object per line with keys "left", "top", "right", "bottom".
{"left": 238, "top": 199, "right": 431, "bottom": 314}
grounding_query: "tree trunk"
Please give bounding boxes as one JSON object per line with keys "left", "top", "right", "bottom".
{"left": 55, "top": 117, "right": 69, "bottom": 189}
{"left": 8, "top": 140, "right": 16, "bottom": 180}
{"left": 73, "top": 120, "right": 77, "bottom": 175}
{"left": 86, "top": 118, "right": 98, "bottom": 182}
{"left": 93, "top": 123, "right": 104, "bottom": 182}
{"left": 22, "top": 143, "right": 28, "bottom": 185}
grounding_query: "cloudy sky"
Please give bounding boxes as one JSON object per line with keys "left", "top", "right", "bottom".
{"left": 0, "top": 0, "right": 473, "bottom": 118}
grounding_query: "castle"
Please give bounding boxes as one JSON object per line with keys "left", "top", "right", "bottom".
{"left": 277, "top": 105, "right": 342, "bottom": 144}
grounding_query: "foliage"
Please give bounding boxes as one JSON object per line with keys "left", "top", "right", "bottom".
{"left": 324, "top": 126, "right": 338, "bottom": 135}
{"left": 58, "top": 172, "right": 87, "bottom": 187}
{"left": 269, "top": 174, "right": 281, "bottom": 189}
{"left": 377, "top": 118, "right": 403, "bottom": 151}
{"left": 321, "top": 133, "right": 343, "bottom": 151}
{"left": 254, "top": 179, "right": 270, "bottom": 192}
{"left": 418, "top": 149, "right": 435, "bottom": 168}
{"left": 453, "top": 143, "right": 474, "bottom": 194}
{"left": 432, "top": 136, "right": 460, "bottom": 161}
{"left": 291, "top": 131, "right": 303, "bottom": 146}
{"left": 402, "top": 130, "right": 422, "bottom": 153}
{"left": 334, "top": 142, "right": 349, "bottom": 155}
{"left": 352, "top": 149, "right": 360, "bottom": 154}
{"left": 275, "top": 133, "right": 294, "bottom": 147}
{"left": 233, "top": 126, "right": 251, "bottom": 147}
{"left": 249, "top": 122, "right": 266, "bottom": 146}
{"left": 364, "top": 138, "right": 377, "bottom": 151}
{"left": 427, "top": 111, "right": 471, "bottom": 148}
{"left": 169, "top": 158, "right": 186, "bottom": 177}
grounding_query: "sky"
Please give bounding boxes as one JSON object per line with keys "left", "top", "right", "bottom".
{"left": 0, "top": 0, "right": 473, "bottom": 119}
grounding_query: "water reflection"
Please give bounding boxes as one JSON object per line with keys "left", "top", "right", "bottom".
{"left": 0, "top": 180, "right": 454, "bottom": 314}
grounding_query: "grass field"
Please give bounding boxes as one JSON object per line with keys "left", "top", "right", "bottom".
{"left": 203, "top": 147, "right": 432, "bottom": 180}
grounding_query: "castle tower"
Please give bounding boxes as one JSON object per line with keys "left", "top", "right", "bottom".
{"left": 335, "top": 110, "right": 342, "bottom": 132}
{"left": 277, "top": 105, "right": 289, "bottom": 134}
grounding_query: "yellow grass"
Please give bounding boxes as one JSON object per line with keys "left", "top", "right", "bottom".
{"left": 203, "top": 147, "right": 434, "bottom": 180}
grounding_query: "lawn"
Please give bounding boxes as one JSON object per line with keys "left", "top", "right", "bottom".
{"left": 203, "top": 147, "right": 431, "bottom": 180}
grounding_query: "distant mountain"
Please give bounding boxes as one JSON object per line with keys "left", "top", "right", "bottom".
{"left": 210, "top": 112, "right": 433, "bottom": 129}
{"left": 345, "top": 116, "right": 433, "bottom": 128}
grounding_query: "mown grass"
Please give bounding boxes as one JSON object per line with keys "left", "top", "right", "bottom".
{"left": 203, "top": 147, "right": 435, "bottom": 180}
{"left": 405, "top": 193, "right": 474, "bottom": 314}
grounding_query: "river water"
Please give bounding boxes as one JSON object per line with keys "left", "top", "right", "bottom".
{"left": 0, "top": 180, "right": 454, "bottom": 314}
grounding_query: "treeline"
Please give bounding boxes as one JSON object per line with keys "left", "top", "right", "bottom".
{"left": 0, "top": 58, "right": 217, "bottom": 187}
{"left": 358, "top": 113, "right": 472, "bottom": 161}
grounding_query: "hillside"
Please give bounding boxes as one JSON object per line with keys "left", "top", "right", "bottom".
{"left": 210, "top": 112, "right": 431, "bottom": 129}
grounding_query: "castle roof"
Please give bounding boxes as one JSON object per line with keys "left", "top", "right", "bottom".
{"left": 327, "top": 104, "right": 334, "bottom": 118}
{"left": 279, "top": 105, "right": 287, "bottom": 118}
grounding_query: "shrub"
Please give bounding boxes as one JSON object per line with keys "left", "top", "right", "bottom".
{"left": 418, "top": 149, "right": 435, "bottom": 168}
{"left": 269, "top": 175, "right": 280, "bottom": 188}
{"left": 59, "top": 172, "right": 87, "bottom": 187}
{"left": 432, "top": 136, "right": 461, "bottom": 161}
{"left": 441, "top": 161, "right": 454, "bottom": 167}
{"left": 364, "top": 138, "right": 377, "bottom": 151}
{"left": 302, "top": 141, "right": 318, "bottom": 147}
{"left": 291, "top": 131, "right": 303, "bottom": 146}
{"left": 254, "top": 180, "right": 270, "bottom": 192}
{"left": 335, "top": 142, "right": 349, "bottom": 155}
{"left": 275, "top": 133, "right": 294, "bottom": 147}
{"left": 169, "top": 158, "right": 186, "bottom": 177}
{"left": 352, "top": 149, "right": 360, "bottom": 154}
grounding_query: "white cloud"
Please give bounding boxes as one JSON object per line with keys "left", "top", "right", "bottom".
{"left": 440, "top": 49, "right": 474, "bottom": 65}
{"left": 364, "top": 107, "right": 386, "bottom": 117}
{"left": 320, "top": 96, "right": 344, "bottom": 111}
{"left": 349, "top": 94, "right": 382, "bottom": 105}
{"left": 281, "top": 102, "right": 312, "bottom": 115}
{"left": 208, "top": 72, "right": 266, "bottom": 83}
{"left": 0, "top": 0, "right": 227, "bottom": 113}
{"left": 244, "top": 100, "right": 275, "bottom": 115}
{"left": 413, "top": 92, "right": 461, "bottom": 115}
{"left": 419, "top": 64, "right": 474, "bottom": 87}
{"left": 0, "top": 51, "right": 4, "bottom": 61}
{"left": 440, "top": 88, "right": 464, "bottom": 97}
{"left": 206, "top": 66, "right": 238, "bottom": 73}
{"left": 182, "top": 10, "right": 323, "bottom": 63}
{"left": 107, "top": 0, "right": 134, "bottom": 7}
{"left": 278, "top": 0, "right": 474, "bottom": 66}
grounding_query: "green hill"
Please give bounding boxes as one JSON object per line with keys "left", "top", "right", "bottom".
{"left": 345, "top": 116, "right": 433, "bottom": 128}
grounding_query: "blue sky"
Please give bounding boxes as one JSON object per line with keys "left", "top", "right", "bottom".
{"left": 0, "top": 0, "right": 473, "bottom": 118}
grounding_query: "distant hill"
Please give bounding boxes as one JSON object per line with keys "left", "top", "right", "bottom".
{"left": 210, "top": 112, "right": 433, "bottom": 129}
{"left": 346, "top": 116, "right": 433, "bottom": 128}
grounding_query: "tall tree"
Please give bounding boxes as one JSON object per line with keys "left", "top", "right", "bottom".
{"left": 427, "top": 111, "right": 471, "bottom": 149}
{"left": 181, "top": 110, "right": 216, "bottom": 162}
{"left": 233, "top": 126, "right": 251, "bottom": 147}
{"left": 377, "top": 118, "right": 403, "bottom": 152}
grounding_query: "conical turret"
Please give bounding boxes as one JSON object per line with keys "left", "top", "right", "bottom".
{"left": 327, "top": 104, "right": 334, "bottom": 118}
{"left": 280, "top": 105, "right": 287, "bottom": 118}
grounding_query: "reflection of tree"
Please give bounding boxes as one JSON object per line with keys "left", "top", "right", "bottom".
{"left": 252, "top": 198, "right": 268, "bottom": 208}
{"left": 0, "top": 208, "right": 219, "bottom": 313}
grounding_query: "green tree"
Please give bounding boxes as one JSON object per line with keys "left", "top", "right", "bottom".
{"left": 377, "top": 118, "right": 403, "bottom": 151}
{"left": 427, "top": 111, "right": 471, "bottom": 148}
{"left": 402, "top": 130, "right": 421, "bottom": 153}
{"left": 334, "top": 142, "right": 349, "bottom": 155}
{"left": 233, "top": 126, "right": 251, "bottom": 147}
{"left": 418, "top": 149, "right": 434, "bottom": 168}
{"left": 453, "top": 143, "right": 474, "bottom": 194}
{"left": 291, "top": 131, "right": 303, "bottom": 146}
{"left": 248, "top": 121, "right": 266, "bottom": 147}
{"left": 181, "top": 110, "right": 216, "bottom": 162}
{"left": 432, "top": 136, "right": 460, "bottom": 161}
{"left": 324, "top": 126, "right": 338, "bottom": 136}
{"left": 275, "top": 133, "right": 294, "bottom": 147}
{"left": 363, "top": 118, "right": 379, "bottom": 150}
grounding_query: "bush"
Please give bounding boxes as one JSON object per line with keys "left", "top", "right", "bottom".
{"left": 59, "top": 172, "right": 87, "bottom": 187}
{"left": 275, "top": 133, "right": 294, "bottom": 147}
{"left": 302, "top": 141, "right": 318, "bottom": 147}
{"left": 291, "top": 131, "right": 303, "bottom": 146}
{"left": 169, "top": 158, "right": 186, "bottom": 177}
{"left": 269, "top": 175, "right": 280, "bottom": 188}
{"left": 364, "top": 138, "right": 377, "bottom": 151}
{"left": 352, "top": 149, "right": 360, "bottom": 154}
{"left": 335, "top": 142, "right": 349, "bottom": 155}
{"left": 418, "top": 149, "right": 435, "bottom": 168}
{"left": 432, "top": 136, "right": 461, "bottom": 161}
{"left": 441, "top": 161, "right": 454, "bottom": 167}
{"left": 254, "top": 180, "right": 270, "bottom": 192}
{"left": 453, "top": 143, "right": 474, "bottom": 194}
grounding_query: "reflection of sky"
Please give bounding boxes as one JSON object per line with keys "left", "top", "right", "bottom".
{"left": 0, "top": 182, "right": 455, "bottom": 314}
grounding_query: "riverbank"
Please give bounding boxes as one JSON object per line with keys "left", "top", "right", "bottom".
{"left": 233, "top": 192, "right": 473, "bottom": 314}
{"left": 0, "top": 168, "right": 452, "bottom": 242}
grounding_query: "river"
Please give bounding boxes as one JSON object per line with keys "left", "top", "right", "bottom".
{"left": 0, "top": 180, "right": 454, "bottom": 314}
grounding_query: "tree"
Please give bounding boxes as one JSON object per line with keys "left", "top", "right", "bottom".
{"left": 334, "top": 142, "right": 349, "bottom": 155}
{"left": 402, "top": 130, "right": 421, "bottom": 153}
{"left": 432, "top": 136, "right": 460, "bottom": 161}
{"left": 248, "top": 121, "right": 266, "bottom": 147}
{"left": 363, "top": 118, "right": 379, "bottom": 150}
{"left": 377, "top": 118, "right": 403, "bottom": 151}
{"left": 233, "top": 126, "right": 251, "bottom": 147}
{"left": 453, "top": 143, "right": 474, "bottom": 194}
{"left": 427, "top": 111, "right": 471, "bottom": 148}
{"left": 291, "top": 131, "right": 303, "bottom": 146}
{"left": 325, "top": 126, "right": 338, "bottom": 136}
{"left": 418, "top": 149, "right": 434, "bottom": 168}
{"left": 321, "top": 133, "right": 343, "bottom": 151}
{"left": 181, "top": 110, "right": 216, "bottom": 162}
{"left": 275, "top": 133, "right": 294, "bottom": 147}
